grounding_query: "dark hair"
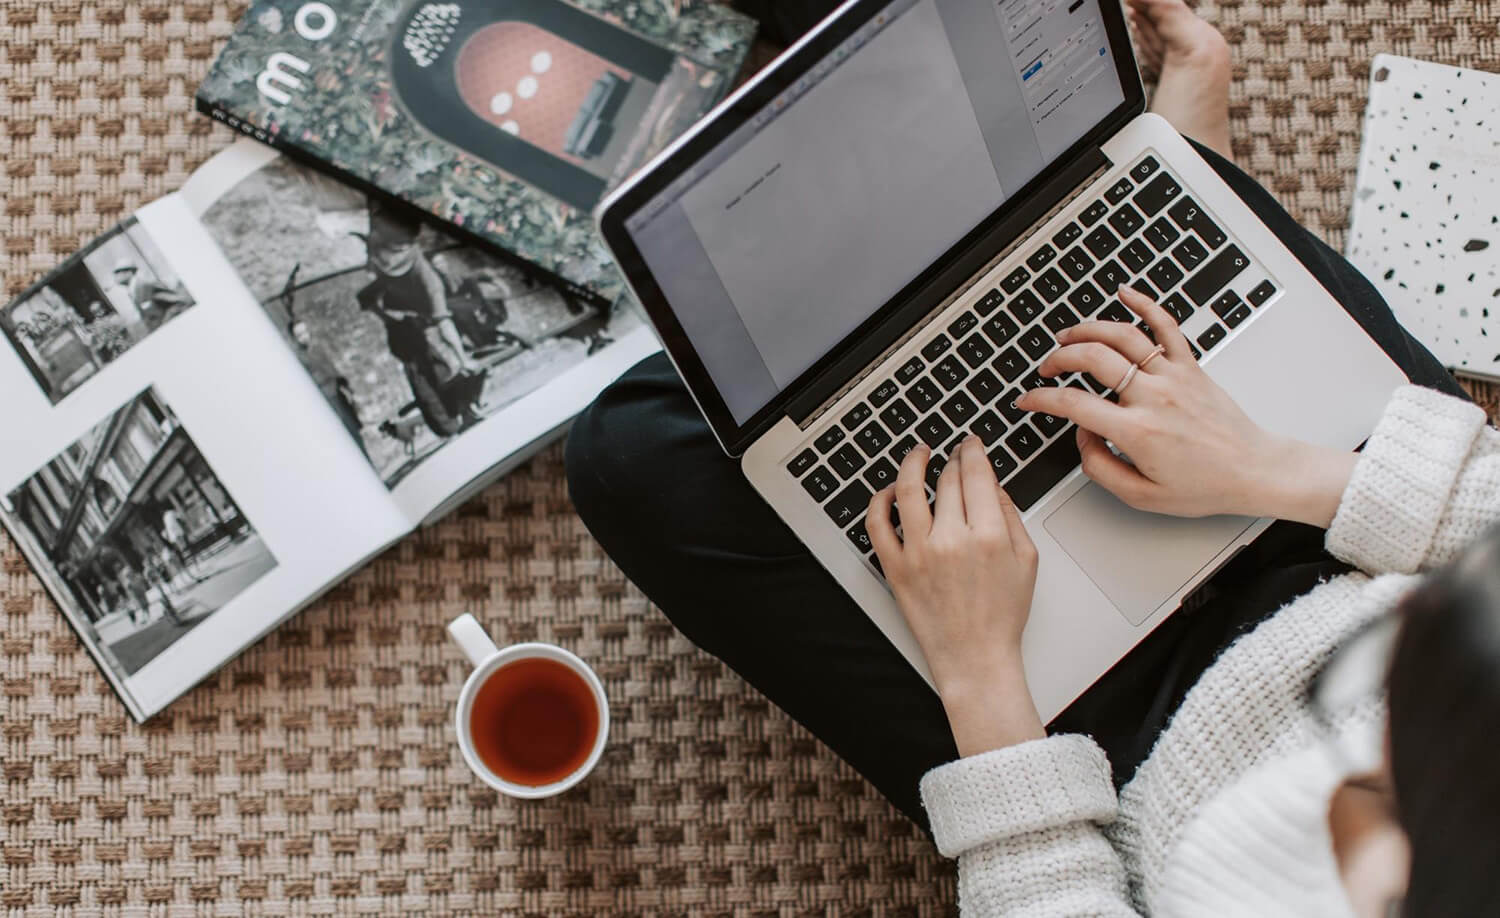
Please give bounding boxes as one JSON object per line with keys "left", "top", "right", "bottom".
{"left": 1387, "top": 522, "right": 1500, "bottom": 915}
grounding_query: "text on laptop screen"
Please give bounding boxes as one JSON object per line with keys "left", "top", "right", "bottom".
{"left": 624, "top": 0, "right": 1126, "bottom": 424}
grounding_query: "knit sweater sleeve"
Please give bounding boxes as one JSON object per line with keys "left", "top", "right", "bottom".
{"left": 920, "top": 735, "right": 1140, "bottom": 916}
{"left": 1326, "top": 385, "right": 1498, "bottom": 574}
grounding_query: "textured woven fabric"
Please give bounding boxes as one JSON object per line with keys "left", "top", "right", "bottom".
{"left": 0, "top": 0, "right": 1496, "bottom": 913}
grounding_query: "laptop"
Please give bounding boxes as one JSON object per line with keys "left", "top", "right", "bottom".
{"left": 596, "top": 0, "right": 1407, "bottom": 720}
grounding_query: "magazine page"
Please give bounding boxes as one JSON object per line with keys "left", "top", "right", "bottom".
{"left": 0, "top": 191, "right": 412, "bottom": 721}
{"left": 182, "top": 141, "right": 657, "bottom": 522}
{"left": 195, "top": 0, "right": 756, "bottom": 301}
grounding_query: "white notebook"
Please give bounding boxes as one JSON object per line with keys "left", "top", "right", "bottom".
{"left": 1347, "top": 53, "right": 1500, "bottom": 382}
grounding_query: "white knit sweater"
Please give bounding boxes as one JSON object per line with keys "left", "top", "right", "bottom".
{"left": 919, "top": 385, "right": 1500, "bottom": 916}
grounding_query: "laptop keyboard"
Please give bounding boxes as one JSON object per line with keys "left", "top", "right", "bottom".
{"left": 783, "top": 153, "right": 1281, "bottom": 579}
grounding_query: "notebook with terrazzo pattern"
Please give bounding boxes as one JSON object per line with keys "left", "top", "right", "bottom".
{"left": 1347, "top": 54, "right": 1500, "bottom": 381}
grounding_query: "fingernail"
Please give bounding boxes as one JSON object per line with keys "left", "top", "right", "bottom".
{"left": 965, "top": 434, "right": 980, "bottom": 447}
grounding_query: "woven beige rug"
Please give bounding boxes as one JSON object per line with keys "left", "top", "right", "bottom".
{"left": 1, "top": 1, "right": 1496, "bottom": 914}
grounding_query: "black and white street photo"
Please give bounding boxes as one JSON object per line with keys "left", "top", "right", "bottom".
{"left": 0, "top": 218, "right": 196, "bottom": 404}
{"left": 1, "top": 388, "right": 276, "bottom": 679}
{"left": 199, "top": 157, "right": 639, "bottom": 488}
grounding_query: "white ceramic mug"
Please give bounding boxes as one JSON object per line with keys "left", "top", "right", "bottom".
{"left": 447, "top": 613, "right": 610, "bottom": 799}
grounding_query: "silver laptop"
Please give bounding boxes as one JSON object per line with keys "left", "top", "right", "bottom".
{"left": 596, "top": 0, "right": 1406, "bottom": 720}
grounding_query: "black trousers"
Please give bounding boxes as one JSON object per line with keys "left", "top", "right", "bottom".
{"left": 564, "top": 142, "right": 1467, "bottom": 834}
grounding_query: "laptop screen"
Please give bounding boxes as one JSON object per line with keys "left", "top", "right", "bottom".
{"left": 623, "top": 0, "right": 1127, "bottom": 425}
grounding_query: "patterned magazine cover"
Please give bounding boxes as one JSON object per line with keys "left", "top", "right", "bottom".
{"left": 197, "top": 0, "right": 756, "bottom": 303}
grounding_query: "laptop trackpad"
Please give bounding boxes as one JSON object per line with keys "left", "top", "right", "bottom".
{"left": 1042, "top": 483, "right": 1256, "bottom": 625}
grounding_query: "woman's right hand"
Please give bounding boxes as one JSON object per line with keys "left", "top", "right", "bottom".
{"left": 1016, "top": 286, "right": 1357, "bottom": 528}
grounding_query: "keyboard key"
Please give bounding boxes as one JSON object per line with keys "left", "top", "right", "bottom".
{"left": 1168, "top": 197, "right": 1227, "bottom": 248}
{"left": 1130, "top": 277, "right": 1156, "bottom": 300}
{"left": 1161, "top": 292, "right": 1194, "bottom": 324}
{"left": 1079, "top": 199, "right": 1110, "bottom": 226}
{"left": 997, "top": 389, "right": 1028, "bottom": 424}
{"left": 948, "top": 311, "right": 979, "bottom": 338}
{"left": 987, "top": 445, "right": 1019, "bottom": 482}
{"left": 855, "top": 421, "right": 893, "bottom": 456}
{"left": 814, "top": 427, "right": 845, "bottom": 453}
{"left": 1053, "top": 221, "right": 1083, "bottom": 248}
{"left": 908, "top": 377, "right": 942, "bottom": 411}
{"left": 1134, "top": 172, "right": 1182, "bottom": 216}
{"left": 1248, "top": 279, "right": 1277, "bottom": 307}
{"left": 831, "top": 442, "right": 868, "bottom": 480}
{"left": 787, "top": 448, "right": 817, "bottom": 478}
{"left": 917, "top": 414, "right": 954, "bottom": 449}
{"left": 1005, "top": 434, "right": 1083, "bottom": 511}
{"left": 1107, "top": 203, "right": 1145, "bottom": 238}
{"left": 1197, "top": 323, "right": 1227, "bottom": 351}
{"left": 869, "top": 553, "right": 884, "bottom": 577}
{"left": 1082, "top": 373, "right": 1109, "bottom": 394}
{"left": 1105, "top": 176, "right": 1134, "bottom": 205}
{"left": 940, "top": 391, "right": 979, "bottom": 426}
{"left": 841, "top": 403, "right": 872, "bottom": 430}
{"left": 889, "top": 434, "right": 920, "bottom": 464}
{"left": 1026, "top": 244, "right": 1058, "bottom": 272}
{"left": 1033, "top": 268, "right": 1069, "bottom": 303}
{"left": 824, "top": 480, "right": 872, "bottom": 527}
{"left": 1147, "top": 257, "right": 1185, "bottom": 293}
{"left": 1092, "top": 259, "right": 1129, "bottom": 295}
{"left": 1001, "top": 266, "right": 1032, "bottom": 294}
{"left": 1183, "top": 244, "right": 1249, "bottom": 306}
{"left": 846, "top": 518, "right": 873, "bottom": 553}
{"left": 1130, "top": 156, "right": 1160, "bottom": 182}
{"left": 1005, "top": 423, "right": 1045, "bottom": 460}
{"left": 1083, "top": 225, "right": 1120, "bottom": 259}
{"left": 1210, "top": 290, "right": 1243, "bottom": 320}
{"left": 1189, "top": 342, "right": 1202, "bottom": 360}
{"left": 957, "top": 333, "right": 995, "bottom": 368}
{"left": 802, "top": 466, "right": 839, "bottom": 502}
{"left": 1008, "top": 289, "right": 1046, "bottom": 323}
{"left": 994, "top": 347, "right": 1029, "bottom": 382}
{"left": 1223, "top": 301, "right": 1253, "bottom": 328}
{"left": 1099, "top": 301, "right": 1132, "bottom": 324}
{"left": 870, "top": 378, "right": 900, "bottom": 407}
{"left": 920, "top": 334, "right": 952, "bottom": 362}
{"left": 1020, "top": 370, "right": 1056, "bottom": 392}
{"left": 1043, "top": 303, "right": 1082, "bottom": 334}
{"left": 1171, "top": 236, "right": 1209, "bottom": 272}
{"left": 1018, "top": 326, "right": 1054, "bottom": 361}
{"left": 966, "top": 368, "right": 1004, "bottom": 404}
{"left": 1066, "top": 282, "right": 1105, "bottom": 317}
{"left": 1060, "top": 246, "right": 1095, "bottom": 281}
{"left": 895, "top": 355, "right": 925, "bottom": 385}
{"left": 1120, "top": 239, "right": 1154, "bottom": 273}
{"left": 863, "top": 458, "right": 899, "bottom": 490}
{"left": 972, "top": 409, "right": 1007, "bottom": 445}
{"left": 981, "top": 312, "right": 1020, "bottom": 345}
{"left": 879, "top": 398, "right": 918, "bottom": 434}
{"left": 1033, "top": 411, "right": 1069, "bottom": 437}
{"left": 976, "top": 288, "right": 1006, "bottom": 315}
{"left": 932, "top": 355, "right": 969, "bottom": 390}
{"left": 1138, "top": 319, "right": 1156, "bottom": 343}
{"left": 1145, "top": 217, "right": 1180, "bottom": 251}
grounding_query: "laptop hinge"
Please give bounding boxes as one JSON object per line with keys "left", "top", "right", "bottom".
{"left": 788, "top": 148, "right": 1113, "bottom": 428}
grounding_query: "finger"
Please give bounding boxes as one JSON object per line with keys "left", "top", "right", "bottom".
{"left": 1053, "top": 316, "right": 1159, "bottom": 365}
{"left": 1036, "top": 341, "right": 1135, "bottom": 388}
{"left": 933, "top": 444, "right": 965, "bottom": 528}
{"left": 956, "top": 436, "right": 1006, "bottom": 534}
{"left": 1117, "top": 285, "right": 1192, "bottom": 361}
{"left": 1015, "top": 384, "right": 1130, "bottom": 441}
{"left": 1075, "top": 428, "right": 1159, "bottom": 508}
{"left": 995, "top": 477, "right": 1035, "bottom": 559}
{"left": 866, "top": 486, "right": 904, "bottom": 567}
{"left": 894, "top": 444, "right": 934, "bottom": 540}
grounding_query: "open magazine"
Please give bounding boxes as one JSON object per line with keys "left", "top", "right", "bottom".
{"left": 0, "top": 139, "right": 656, "bottom": 721}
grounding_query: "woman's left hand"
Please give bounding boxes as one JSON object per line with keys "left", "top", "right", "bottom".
{"left": 867, "top": 437, "right": 1046, "bottom": 757}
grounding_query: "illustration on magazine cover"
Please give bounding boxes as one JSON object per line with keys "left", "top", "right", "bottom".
{"left": 198, "top": 0, "right": 755, "bottom": 300}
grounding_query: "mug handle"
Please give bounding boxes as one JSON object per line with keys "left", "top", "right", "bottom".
{"left": 448, "top": 613, "right": 499, "bottom": 668}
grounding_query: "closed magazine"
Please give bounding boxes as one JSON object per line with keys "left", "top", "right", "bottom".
{"left": 0, "top": 140, "right": 656, "bottom": 721}
{"left": 196, "top": 0, "right": 757, "bottom": 304}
